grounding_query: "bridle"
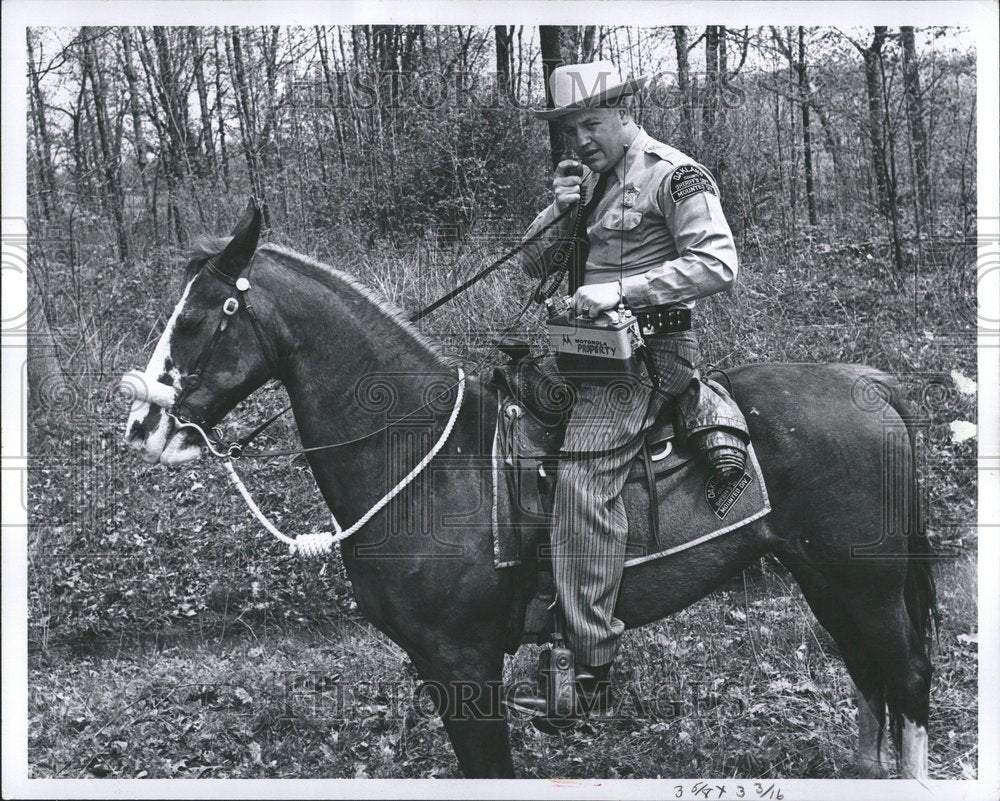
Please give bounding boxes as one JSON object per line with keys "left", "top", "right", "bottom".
{"left": 167, "top": 258, "right": 285, "bottom": 456}
{"left": 165, "top": 256, "right": 471, "bottom": 461}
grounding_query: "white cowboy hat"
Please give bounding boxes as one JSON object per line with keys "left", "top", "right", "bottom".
{"left": 534, "top": 60, "right": 650, "bottom": 120}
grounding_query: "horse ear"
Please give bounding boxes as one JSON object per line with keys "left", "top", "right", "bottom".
{"left": 216, "top": 199, "right": 262, "bottom": 278}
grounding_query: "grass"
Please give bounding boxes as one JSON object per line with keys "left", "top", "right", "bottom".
{"left": 25, "top": 227, "right": 979, "bottom": 779}
{"left": 28, "top": 553, "right": 977, "bottom": 779}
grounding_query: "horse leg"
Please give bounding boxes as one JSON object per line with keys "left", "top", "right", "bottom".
{"left": 413, "top": 648, "right": 515, "bottom": 778}
{"left": 774, "top": 558, "right": 895, "bottom": 777}
{"left": 850, "top": 594, "right": 932, "bottom": 780}
{"left": 856, "top": 687, "right": 892, "bottom": 778}
{"left": 779, "top": 556, "right": 931, "bottom": 779}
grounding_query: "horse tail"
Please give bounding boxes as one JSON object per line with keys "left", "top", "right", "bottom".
{"left": 885, "top": 377, "right": 939, "bottom": 643}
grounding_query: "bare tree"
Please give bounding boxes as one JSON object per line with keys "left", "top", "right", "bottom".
{"left": 212, "top": 30, "right": 231, "bottom": 185}
{"left": 703, "top": 26, "right": 721, "bottom": 138}
{"left": 229, "top": 27, "right": 266, "bottom": 209}
{"left": 581, "top": 26, "right": 596, "bottom": 61}
{"left": 494, "top": 25, "right": 514, "bottom": 99}
{"left": 80, "top": 28, "right": 130, "bottom": 260}
{"left": 798, "top": 27, "right": 818, "bottom": 225}
{"left": 672, "top": 26, "right": 693, "bottom": 147}
{"left": 316, "top": 26, "right": 348, "bottom": 169}
{"left": 539, "top": 25, "right": 564, "bottom": 168}
{"left": 901, "top": 26, "right": 932, "bottom": 222}
{"left": 26, "top": 30, "right": 57, "bottom": 222}
{"left": 118, "top": 28, "right": 151, "bottom": 207}
{"left": 847, "top": 27, "right": 891, "bottom": 212}
{"left": 189, "top": 28, "right": 215, "bottom": 173}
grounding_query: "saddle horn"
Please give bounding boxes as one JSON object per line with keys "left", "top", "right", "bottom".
{"left": 216, "top": 198, "right": 263, "bottom": 279}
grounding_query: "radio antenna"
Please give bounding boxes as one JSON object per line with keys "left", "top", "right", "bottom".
{"left": 618, "top": 144, "right": 629, "bottom": 315}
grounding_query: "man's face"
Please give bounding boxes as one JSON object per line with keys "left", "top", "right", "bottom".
{"left": 560, "top": 107, "right": 629, "bottom": 175}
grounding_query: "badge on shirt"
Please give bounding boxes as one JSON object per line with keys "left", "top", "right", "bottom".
{"left": 669, "top": 164, "right": 717, "bottom": 202}
{"left": 622, "top": 185, "right": 639, "bottom": 208}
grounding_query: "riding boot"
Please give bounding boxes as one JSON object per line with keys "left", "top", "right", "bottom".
{"left": 504, "top": 662, "right": 613, "bottom": 719}
{"left": 574, "top": 662, "right": 613, "bottom": 716}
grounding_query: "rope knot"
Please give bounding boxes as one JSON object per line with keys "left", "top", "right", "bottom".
{"left": 293, "top": 531, "right": 335, "bottom": 558}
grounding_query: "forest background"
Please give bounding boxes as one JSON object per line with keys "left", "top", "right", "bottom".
{"left": 22, "top": 23, "right": 980, "bottom": 780}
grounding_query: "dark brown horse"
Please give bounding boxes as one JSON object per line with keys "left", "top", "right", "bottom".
{"left": 122, "top": 205, "right": 936, "bottom": 779}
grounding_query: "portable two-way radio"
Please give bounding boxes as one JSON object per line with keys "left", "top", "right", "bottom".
{"left": 543, "top": 144, "right": 659, "bottom": 387}
{"left": 545, "top": 298, "right": 646, "bottom": 377}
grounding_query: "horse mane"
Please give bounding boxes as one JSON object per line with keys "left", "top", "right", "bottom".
{"left": 183, "top": 237, "right": 452, "bottom": 368}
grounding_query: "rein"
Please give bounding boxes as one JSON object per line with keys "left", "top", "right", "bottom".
{"left": 408, "top": 204, "right": 573, "bottom": 322}
{"left": 174, "top": 204, "right": 574, "bottom": 460}
{"left": 132, "top": 211, "right": 568, "bottom": 556}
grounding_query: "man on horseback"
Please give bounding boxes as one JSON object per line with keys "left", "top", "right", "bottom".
{"left": 512, "top": 61, "right": 748, "bottom": 716}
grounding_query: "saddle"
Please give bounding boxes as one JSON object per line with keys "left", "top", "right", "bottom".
{"left": 490, "top": 340, "right": 755, "bottom": 653}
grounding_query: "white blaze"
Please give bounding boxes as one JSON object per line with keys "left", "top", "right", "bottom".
{"left": 123, "top": 277, "right": 204, "bottom": 465}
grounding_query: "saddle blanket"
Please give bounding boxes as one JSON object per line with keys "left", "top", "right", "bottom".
{"left": 490, "top": 415, "right": 772, "bottom": 570}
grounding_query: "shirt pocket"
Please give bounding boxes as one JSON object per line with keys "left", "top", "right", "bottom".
{"left": 600, "top": 210, "right": 642, "bottom": 232}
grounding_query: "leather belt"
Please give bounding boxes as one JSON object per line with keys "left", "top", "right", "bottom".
{"left": 635, "top": 306, "right": 692, "bottom": 334}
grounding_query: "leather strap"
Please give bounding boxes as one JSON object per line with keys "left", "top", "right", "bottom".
{"left": 640, "top": 441, "right": 661, "bottom": 540}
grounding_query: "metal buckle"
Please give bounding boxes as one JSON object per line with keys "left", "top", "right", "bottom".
{"left": 650, "top": 441, "right": 673, "bottom": 462}
{"left": 223, "top": 297, "right": 239, "bottom": 315}
{"left": 227, "top": 443, "right": 244, "bottom": 459}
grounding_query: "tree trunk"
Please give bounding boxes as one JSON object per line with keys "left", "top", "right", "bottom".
{"left": 26, "top": 31, "right": 56, "bottom": 222}
{"left": 258, "top": 26, "right": 281, "bottom": 174}
{"left": 189, "top": 28, "right": 215, "bottom": 174}
{"left": 139, "top": 27, "right": 187, "bottom": 242}
{"left": 859, "top": 27, "right": 889, "bottom": 213}
{"left": 901, "top": 26, "right": 932, "bottom": 222}
{"left": 672, "top": 26, "right": 693, "bottom": 147}
{"left": 703, "top": 26, "right": 720, "bottom": 135}
{"left": 27, "top": 279, "right": 68, "bottom": 412}
{"left": 539, "top": 25, "right": 564, "bottom": 169}
{"left": 494, "top": 26, "right": 513, "bottom": 99}
{"left": 81, "top": 28, "right": 130, "bottom": 261}
{"left": 797, "top": 27, "right": 818, "bottom": 225}
{"left": 230, "top": 28, "right": 267, "bottom": 218}
{"left": 316, "top": 26, "right": 348, "bottom": 169}
{"left": 878, "top": 38, "right": 906, "bottom": 274}
{"left": 118, "top": 28, "right": 151, "bottom": 208}
{"left": 581, "top": 25, "right": 596, "bottom": 61}
{"left": 212, "top": 30, "right": 231, "bottom": 186}
{"left": 560, "top": 26, "right": 580, "bottom": 63}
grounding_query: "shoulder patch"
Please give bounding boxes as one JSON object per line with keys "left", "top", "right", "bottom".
{"left": 669, "top": 164, "right": 717, "bottom": 202}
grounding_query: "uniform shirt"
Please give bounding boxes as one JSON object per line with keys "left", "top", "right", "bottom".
{"left": 519, "top": 127, "right": 738, "bottom": 310}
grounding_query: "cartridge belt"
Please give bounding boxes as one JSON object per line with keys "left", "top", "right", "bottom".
{"left": 634, "top": 306, "right": 692, "bottom": 335}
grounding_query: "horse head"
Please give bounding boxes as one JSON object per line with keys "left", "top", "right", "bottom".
{"left": 122, "top": 200, "right": 275, "bottom": 465}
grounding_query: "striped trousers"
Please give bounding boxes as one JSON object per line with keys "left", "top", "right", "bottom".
{"left": 552, "top": 330, "right": 700, "bottom": 666}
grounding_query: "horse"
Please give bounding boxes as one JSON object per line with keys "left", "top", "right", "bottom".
{"left": 122, "top": 203, "right": 936, "bottom": 779}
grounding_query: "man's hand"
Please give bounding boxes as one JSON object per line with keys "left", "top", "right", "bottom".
{"left": 552, "top": 159, "right": 583, "bottom": 214}
{"left": 571, "top": 283, "right": 622, "bottom": 319}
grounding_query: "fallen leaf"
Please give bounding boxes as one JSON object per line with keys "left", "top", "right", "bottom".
{"left": 949, "top": 421, "right": 977, "bottom": 443}
{"left": 950, "top": 370, "right": 977, "bottom": 395}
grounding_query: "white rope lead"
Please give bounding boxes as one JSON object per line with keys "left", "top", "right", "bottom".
{"left": 224, "top": 368, "right": 467, "bottom": 558}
